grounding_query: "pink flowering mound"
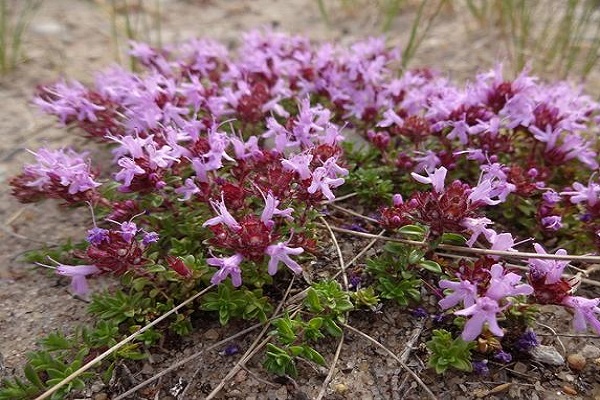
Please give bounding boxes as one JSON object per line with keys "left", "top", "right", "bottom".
{"left": 10, "top": 29, "right": 600, "bottom": 385}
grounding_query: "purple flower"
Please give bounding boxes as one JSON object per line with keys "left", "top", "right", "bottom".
{"left": 411, "top": 307, "right": 428, "bottom": 319}
{"left": 203, "top": 197, "right": 241, "bottom": 230}
{"left": 260, "top": 192, "right": 293, "bottom": 227}
{"left": 265, "top": 242, "right": 304, "bottom": 275}
{"left": 142, "top": 231, "right": 159, "bottom": 245}
{"left": 562, "top": 296, "right": 600, "bottom": 335}
{"left": 86, "top": 227, "right": 109, "bottom": 245}
{"left": 494, "top": 350, "right": 512, "bottom": 363}
{"left": 411, "top": 166, "right": 447, "bottom": 193}
{"left": 145, "top": 143, "right": 180, "bottom": 169}
{"left": 472, "top": 360, "right": 489, "bottom": 376}
{"left": 231, "top": 136, "right": 261, "bottom": 159}
{"left": 542, "top": 190, "right": 562, "bottom": 205}
{"left": 378, "top": 109, "right": 404, "bottom": 128}
{"left": 175, "top": 178, "right": 201, "bottom": 201}
{"left": 281, "top": 153, "right": 313, "bottom": 180}
{"left": 55, "top": 263, "right": 100, "bottom": 297}
{"left": 207, "top": 253, "right": 244, "bottom": 287}
{"left": 24, "top": 148, "right": 101, "bottom": 195}
{"left": 119, "top": 221, "right": 138, "bottom": 242}
{"left": 527, "top": 243, "right": 569, "bottom": 284}
{"left": 488, "top": 232, "right": 515, "bottom": 252}
{"left": 485, "top": 264, "right": 533, "bottom": 301}
{"left": 461, "top": 217, "right": 496, "bottom": 247}
{"left": 561, "top": 181, "right": 600, "bottom": 206}
{"left": 392, "top": 194, "right": 404, "bottom": 206}
{"left": 115, "top": 157, "right": 145, "bottom": 187}
{"left": 438, "top": 278, "right": 478, "bottom": 310}
{"left": 541, "top": 215, "right": 562, "bottom": 231}
{"left": 307, "top": 166, "right": 345, "bottom": 201}
{"left": 468, "top": 179, "right": 502, "bottom": 206}
{"left": 455, "top": 296, "right": 504, "bottom": 341}
{"left": 349, "top": 275, "right": 362, "bottom": 289}
{"left": 515, "top": 329, "right": 539, "bottom": 351}
{"left": 222, "top": 344, "right": 240, "bottom": 356}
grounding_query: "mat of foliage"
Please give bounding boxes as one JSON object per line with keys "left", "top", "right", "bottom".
{"left": 3, "top": 30, "right": 600, "bottom": 399}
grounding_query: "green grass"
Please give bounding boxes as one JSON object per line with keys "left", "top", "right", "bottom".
{"left": 316, "top": 0, "right": 600, "bottom": 80}
{"left": 464, "top": 0, "right": 600, "bottom": 79}
{"left": 104, "top": 0, "right": 163, "bottom": 70}
{"left": 0, "top": 0, "right": 42, "bottom": 75}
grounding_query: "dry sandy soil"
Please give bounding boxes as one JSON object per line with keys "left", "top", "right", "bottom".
{"left": 1, "top": 1, "right": 600, "bottom": 399}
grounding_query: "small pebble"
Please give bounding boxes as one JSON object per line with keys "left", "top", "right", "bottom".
{"left": 140, "top": 363, "right": 154, "bottom": 375}
{"left": 581, "top": 344, "right": 600, "bottom": 359}
{"left": 93, "top": 394, "right": 108, "bottom": 400}
{"left": 204, "top": 328, "right": 219, "bottom": 340}
{"left": 226, "top": 389, "right": 243, "bottom": 398}
{"left": 334, "top": 383, "right": 348, "bottom": 394}
{"left": 513, "top": 361, "right": 528, "bottom": 374}
{"left": 562, "top": 385, "right": 577, "bottom": 395}
{"left": 567, "top": 353, "right": 586, "bottom": 371}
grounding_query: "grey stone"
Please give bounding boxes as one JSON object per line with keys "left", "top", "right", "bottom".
{"left": 581, "top": 344, "right": 600, "bottom": 359}
{"left": 530, "top": 345, "right": 565, "bottom": 366}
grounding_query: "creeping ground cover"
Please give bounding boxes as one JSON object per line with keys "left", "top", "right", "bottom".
{"left": 3, "top": 30, "right": 600, "bottom": 398}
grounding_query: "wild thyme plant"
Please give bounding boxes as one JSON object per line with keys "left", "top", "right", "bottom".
{"left": 4, "top": 29, "right": 600, "bottom": 397}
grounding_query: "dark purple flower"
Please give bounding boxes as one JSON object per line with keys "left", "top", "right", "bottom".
{"left": 472, "top": 360, "right": 489, "bottom": 375}
{"left": 410, "top": 307, "right": 428, "bottom": 319}
{"left": 432, "top": 314, "right": 446, "bottom": 324}
{"left": 349, "top": 275, "right": 362, "bottom": 290}
{"left": 222, "top": 344, "right": 240, "bottom": 356}
{"left": 86, "top": 227, "right": 109, "bottom": 245}
{"left": 515, "top": 330, "right": 539, "bottom": 351}
{"left": 142, "top": 231, "right": 159, "bottom": 245}
{"left": 494, "top": 350, "right": 512, "bottom": 363}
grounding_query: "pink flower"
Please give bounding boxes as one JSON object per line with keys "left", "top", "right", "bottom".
{"left": 207, "top": 253, "right": 244, "bottom": 287}
{"left": 261, "top": 193, "right": 293, "bottom": 227}
{"left": 281, "top": 153, "right": 313, "bottom": 180}
{"left": 307, "top": 167, "right": 345, "bottom": 201}
{"left": 562, "top": 296, "right": 600, "bottom": 335}
{"left": 528, "top": 243, "right": 569, "bottom": 284}
{"left": 485, "top": 264, "right": 533, "bottom": 301}
{"left": 265, "top": 242, "right": 304, "bottom": 275}
{"left": 115, "top": 157, "right": 145, "bottom": 187}
{"left": 56, "top": 264, "right": 100, "bottom": 297}
{"left": 488, "top": 232, "right": 515, "bottom": 252}
{"left": 203, "top": 196, "right": 241, "bottom": 230}
{"left": 455, "top": 296, "right": 504, "bottom": 341}
{"left": 468, "top": 179, "right": 502, "bottom": 206}
{"left": 175, "top": 178, "right": 201, "bottom": 201}
{"left": 461, "top": 217, "right": 496, "bottom": 247}
{"left": 411, "top": 166, "right": 447, "bottom": 193}
{"left": 438, "top": 278, "right": 477, "bottom": 310}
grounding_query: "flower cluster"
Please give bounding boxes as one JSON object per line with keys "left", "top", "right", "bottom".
{"left": 11, "top": 30, "right": 600, "bottom": 348}
{"left": 439, "top": 262, "right": 533, "bottom": 341}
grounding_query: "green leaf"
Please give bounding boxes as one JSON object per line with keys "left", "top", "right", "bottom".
{"left": 305, "top": 288, "right": 324, "bottom": 312}
{"left": 440, "top": 233, "right": 467, "bottom": 245}
{"left": 23, "top": 364, "right": 44, "bottom": 389}
{"left": 397, "top": 224, "right": 426, "bottom": 238}
{"left": 289, "top": 346, "right": 304, "bottom": 357}
{"left": 323, "top": 317, "right": 343, "bottom": 337}
{"left": 303, "top": 346, "right": 326, "bottom": 366}
{"left": 146, "top": 264, "right": 167, "bottom": 273}
{"left": 419, "top": 260, "right": 442, "bottom": 274}
{"left": 307, "top": 317, "right": 324, "bottom": 330}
